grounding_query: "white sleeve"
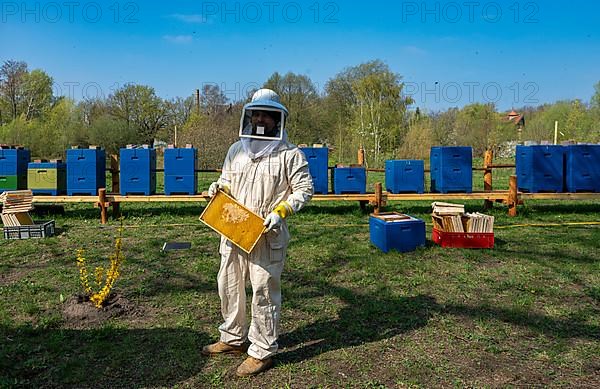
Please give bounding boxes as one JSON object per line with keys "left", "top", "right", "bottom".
{"left": 217, "top": 144, "right": 235, "bottom": 187}
{"left": 284, "top": 149, "right": 314, "bottom": 213}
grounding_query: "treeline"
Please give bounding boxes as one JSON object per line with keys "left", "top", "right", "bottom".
{"left": 1, "top": 59, "right": 599, "bottom": 168}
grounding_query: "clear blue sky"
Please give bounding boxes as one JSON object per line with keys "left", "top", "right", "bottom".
{"left": 2, "top": 0, "right": 599, "bottom": 111}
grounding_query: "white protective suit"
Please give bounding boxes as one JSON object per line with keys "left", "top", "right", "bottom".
{"left": 214, "top": 137, "right": 313, "bottom": 360}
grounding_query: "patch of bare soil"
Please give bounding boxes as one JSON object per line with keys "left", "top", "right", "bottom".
{"left": 62, "top": 293, "right": 142, "bottom": 328}
{"left": 0, "top": 269, "right": 29, "bottom": 286}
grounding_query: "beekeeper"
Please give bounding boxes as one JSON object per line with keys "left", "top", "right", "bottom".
{"left": 202, "top": 89, "right": 314, "bottom": 377}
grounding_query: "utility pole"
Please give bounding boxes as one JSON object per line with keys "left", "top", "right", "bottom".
{"left": 195, "top": 89, "right": 201, "bottom": 116}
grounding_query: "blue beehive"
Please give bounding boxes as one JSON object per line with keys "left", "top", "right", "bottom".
{"left": 164, "top": 147, "right": 197, "bottom": 195}
{"left": 66, "top": 147, "right": 106, "bottom": 196}
{"left": 120, "top": 147, "right": 156, "bottom": 195}
{"left": 516, "top": 145, "right": 564, "bottom": 193}
{"left": 332, "top": 166, "right": 366, "bottom": 194}
{"left": 0, "top": 147, "right": 30, "bottom": 191}
{"left": 300, "top": 147, "right": 329, "bottom": 194}
{"left": 385, "top": 160, "right": 424, "bottom": 194}
{"left": 369, "top": 213, "right": 426, "bottom": 253}
{"left": 565, "top": 145, "right": 600, "bottom": 192}
{"left": 27, "top": 161, "right": 67, "bottom": 195}
{"left": 430, "top": 146, "right": 473, "bottom": 193}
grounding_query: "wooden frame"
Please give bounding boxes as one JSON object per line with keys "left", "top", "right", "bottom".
{"left": 199, "top": 190, "right": 265, "bottom": 254}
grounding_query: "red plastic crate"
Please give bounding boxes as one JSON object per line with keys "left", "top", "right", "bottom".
{"left": 432, "top": 228, "right": 494, "bottom": 249}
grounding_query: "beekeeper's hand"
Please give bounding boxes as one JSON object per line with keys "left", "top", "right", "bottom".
{"left": 263, "top": 212, "right": 283, "bottom": 232}
{"left": 207, "top": 182, "right": 229, "bottom": 197}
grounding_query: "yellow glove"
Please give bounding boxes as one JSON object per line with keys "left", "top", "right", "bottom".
{"left": 273, "top": 201, "right": 293, "bottom": 219}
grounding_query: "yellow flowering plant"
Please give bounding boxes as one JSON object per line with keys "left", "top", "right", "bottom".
{"left": 75, "top": 218, "right": 125, "bottom": 309}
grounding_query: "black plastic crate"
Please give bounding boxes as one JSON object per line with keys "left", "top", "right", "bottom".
{"left": 3, "top": 220, "right": 55, "bottom": 239}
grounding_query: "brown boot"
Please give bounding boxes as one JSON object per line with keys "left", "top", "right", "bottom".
{"left": 236, "top": 356, "right": 273, "bottom": 377}
{"left": 201, "top": 341, "right": 246, "bottom": 356}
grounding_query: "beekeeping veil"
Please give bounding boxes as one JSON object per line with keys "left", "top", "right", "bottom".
{"left": 239, "top": 89, "right": 288, "bottom": 159}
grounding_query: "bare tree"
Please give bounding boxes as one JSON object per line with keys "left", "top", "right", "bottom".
{"left": 0, "top": 60, "right": 28, "bottom": 120}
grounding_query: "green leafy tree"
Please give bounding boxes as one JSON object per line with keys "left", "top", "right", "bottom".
{"left": 398, "top": 114, "right": 435, "bottom": 159}
{"left": 0, "top": 116, "right": 34, "bottom": 146}
{"left": 263, "top": 72, "right": 324, "bottom": 144}
{"left": 453, "top": 103, "right": 500, "bottom": 156}
{"left": 431, "top": 108, "right": 459, "bottom": 146}
{"left": 87, "top": 114, "right": 137, "bottom": 155}
{"left": 21, "top": 69, "right": 53, "bottom": 120}
{"left": 179, "top": 109, "right": 239, "bottom": 169}
{"left": 563, "top": 99, "right": 588, "bottom": 141}
{"left": 324, "top": 60, "right": 412, "bottom": 166}
{"left": 107, "top": 84, "right": 169, "bottom": 145}
{"left": 325, "top": 61, "right": 393, "bottom": 163}
{"left": 524, "top": 101, "right": 571, "bottom": 142}
{"left": 0, "top": 60, "right": 53, "bottom": 124}
{"left": 591, "top": 81, "right": 600, "bottom": 110}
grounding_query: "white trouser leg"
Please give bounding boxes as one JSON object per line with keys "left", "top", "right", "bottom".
{"left": 217, "top": 240, "right": 249, "bottom": 346}
{"left": 247, "top": 238, "right": 286, "bottom": 360}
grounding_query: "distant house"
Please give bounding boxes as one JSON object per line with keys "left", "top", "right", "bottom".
{"left": 506, "top": 110, "right": 525, "bottom": 141}
{"left": 506, "top": 110, "right": 525, "bottom": 128}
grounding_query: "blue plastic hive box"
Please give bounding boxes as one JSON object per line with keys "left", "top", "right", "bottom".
{"left": 119, "top": 148, "right": 157, "bottom": 195}
{"left": 332, "top": 167, "right": 366, "bottom": 194}
{"left": 28, "top": 161, "right": 67, "bottom": 195}
{"left": 66, "top": 148, "right": 106, "bottom": 196}
{"left": 565, "top": 145, "right": 600, "bottom": 192}
{"left": 516, "top": 145, "right": 564, "bottom": 193}
{"left": 430, "top": 146, "right": 472, "bottom": 193}
{"left": 164, "top": 147, "right": 197, "bottom": 195}
{"left": 385, "top": 160, "right": 424, "bottom": 193}
{"left": 0, "top": 148, "right": 30, "bottom": 191}
{"left": 300, "top": 147, "right": 329, "bottom": 194}
{"left": 369, "top": 213, "right": 426, "bottom": 253}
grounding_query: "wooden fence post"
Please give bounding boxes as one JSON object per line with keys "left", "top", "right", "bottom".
{"left": 374, "top": 182, "right": 382, "bottom": 214}
{"left": 98, "top": 188, "right": 107, "bottom": 224}
{"left": 110, "top": 154, "right": 120, "bottom": 218}
{"left": 357, "top": 146, "right": 365, "bottom": 166}
{"left": 110, "top": 154, "right": 119, "bottom": 193}
{"left": 484, "top": 149, "right": 494, "bottom": 210}
{"left": 508, "top": 175, "right": 518, "bottom": 217}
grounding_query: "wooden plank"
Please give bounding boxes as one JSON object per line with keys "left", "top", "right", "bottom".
{"left": 312, "top": 194, "right": 376, "bottom": 201}
{"left": 30, "top": 192, "right": 530, "bottom": 204}
{"left": 489, "top": 164, "right": 516, "bottom": 169}
{"left": 520, "top": 193, "right": 600, "bottom": 200}
{"left": 15, "top": 213, "right": 34, "bottom": 225}
{"left": 386, "top": 192, "right": 511, "bottom": 201}
{"left": 108, "top": 195, "right": 210, "bottom": 202}
{"left": 32, "top": 196, "right": 99, "bottom": 203}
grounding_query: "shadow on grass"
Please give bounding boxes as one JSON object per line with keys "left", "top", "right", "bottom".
{"left": 278, "top": 266, "right": 599, "bottom": 364}
{"left": 521, "top": 202, "right": 600, "bottom": 215}
{"left": 494, "top": 242, "right": 599, "bottom": 265}
{"left": 442, "top": 303, "right": 600, "bottom": 340}
{"left": 126, "top": 255, "right": 218, "bottom": 298}
{"left": 278, "top": 269, "right": 437, "bottom": 364}
{"left": 0, "top": 326, "right": 211, "bottom": 388}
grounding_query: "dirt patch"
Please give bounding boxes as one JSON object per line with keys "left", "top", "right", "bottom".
{"left": 62, "top": 293, "right": 142, "bottom": 328}
{"left": 0, "top": 269, "right": 30, "bottom": 286}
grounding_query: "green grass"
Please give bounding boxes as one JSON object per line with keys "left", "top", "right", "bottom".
{"left": 1, "top": 169, "right": 599, "bottom": 387}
